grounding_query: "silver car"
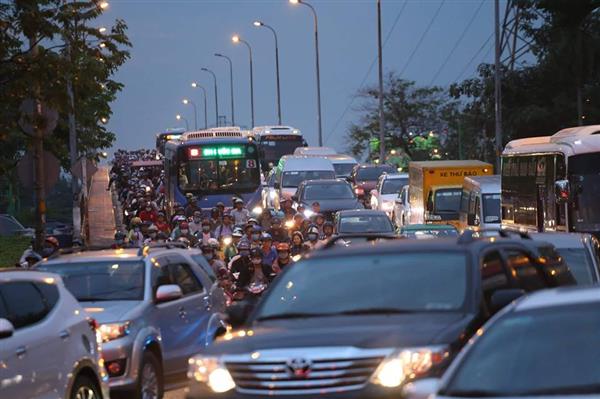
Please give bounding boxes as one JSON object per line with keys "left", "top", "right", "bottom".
{"left": 0, "top": 269, "right": 109, "bottom": 399}
{"left": 38, "top": 246, "right": 227, "bottom": 399}
{"left": 404, "top": 286, "right": 600, "bottom": 399}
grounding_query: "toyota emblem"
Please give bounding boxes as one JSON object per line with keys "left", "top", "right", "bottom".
{"left": 286, "top": 358, "right": 313, "bottom": 379}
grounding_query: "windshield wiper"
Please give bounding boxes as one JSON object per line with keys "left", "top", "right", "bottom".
{"left": 256, "top": 312, "right": 334, "bottom": 321}
{"left": 336, "top": 307, "right": 420, "bottom": 315}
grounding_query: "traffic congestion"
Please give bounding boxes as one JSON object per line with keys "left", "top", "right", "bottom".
{"left": 2, "top": 1, "right": 600, "bottom": 399}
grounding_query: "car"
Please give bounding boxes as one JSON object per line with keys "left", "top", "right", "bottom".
{"left": 404, "top": 286, "right": 600, "bottom": 399}
{"left": 370, "top": 173, "right": 409, "bottom": 215}
{"left": 293, "top": 179, "right": 362, "bottom": 219}
{"left": 335, "top": 209, "right": 395, "bottom": 235}
{"left": 37, "top": 245, "right": 227, "bottom": 399}
{"left": 392, "top": 185, "right": 411, "bottom": 227}
{"left": 185, "top": 233, "right": 576, "bottom": 399}
{"left": 348, "top": 164, "right": 397, "bottom": 205}
{"left": 0, "top": 269, "right": 109, "bottom": 399}
{"left": 398, "top": 224, "right": 459, "bottom": 239}
{"left": 0, "top": 214, "right": 34, "bottom": 237}
{"left": 260, "top": 169, "right": 278, "bottom": 210}
{"left": 529, "top": 232, "right": 600, "bottom": 285}
{"left": 324, "top": 154, "right": 358, "bottom": 178}
{"left": 273, "top": 155, "right": 336, "bottom": 207}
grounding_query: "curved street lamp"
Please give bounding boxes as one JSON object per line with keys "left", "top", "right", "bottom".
{"left": 182, "top": 98, "right": 197, "bottom": 130}
{"left": 176, "top": 114, "right": 189, "bottom": 130}
{"left": 232, "top": 34, "right": 255, "bottom": 128}
{"left": 201, "top": 67, "right": 220, "bottom": 127}
{"left": 191, "top": 82, "right": 208, "bottom": 129}
{"left": 254, "top": 20, "right": 282, "bottom": 125}
{"left": 215, "top": 53, "right": 235, "bottom": 126}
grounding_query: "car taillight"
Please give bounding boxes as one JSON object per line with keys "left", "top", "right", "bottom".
{"left": 88, "top": 318, "right": 99, "bottom": 332}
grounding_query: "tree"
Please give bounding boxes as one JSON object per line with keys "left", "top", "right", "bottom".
{"left": 345, "top": 73, "right": 459, "bottom": 165}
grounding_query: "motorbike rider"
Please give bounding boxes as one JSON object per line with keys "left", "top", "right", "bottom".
{"left": 229, "top": 241, "right": 252, "bottom": 283}
{"left": 230, "top": 198, "right": 250, "bottom": 226}
{"left": 272, "top": 242, "right": 294, "bottom": 274}
{"left": 112, "top": 231, "right": 128, "bottom": 249}
{"left": 306, "top": 225, "right": 321, "bottom": 249}
{"left": 214, "top": 212, "right": 234, "bottom": 239}
{"left": 201, "top": 241, "right": 227, "bottom": 276}
{"left": 280, "top": 198, "right": 295, "bottom": 220}
{"left": 268, "top": 217, "right": 289, "bottom": 243}
{"left": 127, "top": 217, "right": 145, "bottom": 247}
{"left": 197, "top": 218, "right": 213, "bottom": 246}
{"left": 290, "top": 231, "right": 309, "bottom": 257}
{"left": 188, "top": 211, "right": 203, "bottom": 235}
{"left": 155, "top": 212, "right": 171, "bottom": 235}
{"left": 260, "top": 233, "right": 278, "bottom": 267}
{"left": 314, "top": 213, "right": 326, "bottom": 234}
{"left": 184, "top": 193, "right": 200, "bottom": 217}
{"left": 143, "top": 224, "right": 159, "bottom": 245}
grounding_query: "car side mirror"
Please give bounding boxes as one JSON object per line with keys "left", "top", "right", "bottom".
{"left": 402, "top": 378, "right": 441, "bottom": 399}
{"left": 274, "top": 182, "right": 280, "bottom": 190}
{"left": 155, "top": 284, "right": 183, "bottom": 303}
{"left": 0, "top": 318, "right": 15, "bottom": 339}
{"left": 490, "top": 288, "right": 525, "bottom": 313}
{"left": 467, "top": 213, "right": 479, "bottom": 226}
{"left": 555, "top": 179, "right": 571, "bottom": 204}
{"left": 226, "top": 302, "right": 254, "bottom": 329}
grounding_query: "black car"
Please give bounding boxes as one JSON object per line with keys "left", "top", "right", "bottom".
{"left": 335, "top": 209, "right": 395, "bottom": 235}
{"left": 185, "top": 233, "right": 576, "bottom": 399}
{"left": 293, "top": 179, "right": 362, "bottom": 219}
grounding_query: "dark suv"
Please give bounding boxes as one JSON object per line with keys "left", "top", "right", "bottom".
{"left": 185, "top": 233, "right": 576, "bottom": 399}
{"left": 348, "top": 164, "right": 396, "bottom": 206}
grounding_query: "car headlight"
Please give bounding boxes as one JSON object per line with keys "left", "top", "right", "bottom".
{"left": 188, "top": 356, "right": 235, "bottom": 393}
{"left": 371, "top": 346, "right": 448, "bottom": 388}
{"left": 98, "top": 322, "right": 130, "bottom": 343}
{"left": 252, "top": 206, "right": 263, "bottom": 215}
{"left": 303, "top": 209, "right": 314, "bottom": 218}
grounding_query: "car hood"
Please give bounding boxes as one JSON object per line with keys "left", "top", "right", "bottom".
{"left": 302, "top": 198, "right": 361, "bottom": 212}
{"left": 82, "top": 300, "right": 144, "bottom": 324}
{"left": 204, "top": 313, "right": 474, "bottom": 355}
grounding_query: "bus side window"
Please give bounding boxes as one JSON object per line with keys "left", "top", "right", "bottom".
{"left": 555, "top": 154, "right": 567, "bottom": 229}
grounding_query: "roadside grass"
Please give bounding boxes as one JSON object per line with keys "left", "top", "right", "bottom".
{"left": 0, "top": 235, "right": 31, "bottom": 268}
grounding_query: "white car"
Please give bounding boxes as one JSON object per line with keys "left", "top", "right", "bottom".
{"left": 0, "top": 270, "right": 109, "bottom": 399}
{"left": 392, "top": 184, "right": 411, "bottom": 227}
{"left": 370, "top": 173, "right": 408, "bottom": 215}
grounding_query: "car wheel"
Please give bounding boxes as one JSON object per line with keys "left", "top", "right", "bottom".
{"left": 136, "top": 351, "right": 163, "bottom": 399}
{"left": 71, "top": 375, "right": 101, "bottom": 399}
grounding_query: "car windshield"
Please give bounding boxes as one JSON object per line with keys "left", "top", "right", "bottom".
{"left": 355, "top": 166, "right": 394, "bottom": 181}
{"left": 38, "top": 261, "right": 145, "bottom": 301}
{"left": 443, "top": 304, "right": 600, "bottom": 397}
{"left": 333, "top": 163, "right": 356, "bottom": 177}
{"left": 381, "top": 178, "right": 408, "bottom": 194}
{"left": 0, "top": 216, "right": 23, "bottom": 234}
{"left": 339, "top": 215, "right": 394, "bottom": 233}
{"left": 482, "top": 193, "right": 501, "bottom": 223}
{"left": 255, "top": 252, "right": 467, "bottom": 320}
{"left": 554, "top": 247, "right": 595, "bottom": 285}
{"left": 282, "top": 170, "right": 335, "bottom": 188}
{"left": 401, "top": 228, "right": 458, "bottom": 239}
{"left": 303, "top": 183, "right": 354, "bottom": 200}
{"left": 434, "top": 189, "right": 463, "bottom": 213}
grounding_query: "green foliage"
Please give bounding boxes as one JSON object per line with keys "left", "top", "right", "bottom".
{"left": 0, "top": 235, "right": 31, "bottom": 268}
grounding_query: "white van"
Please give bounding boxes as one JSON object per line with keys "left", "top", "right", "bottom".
{"left": 293, "top": 146, "right": 337, "bottom": 156}
{"left": 459, "top": 175, "right": 501, "bottom": 231}
{"left": 274, "top": 155, "right": 336, "bottom": 208}
{"left": 325, "top": 154, "right": 358, "bottom": 178}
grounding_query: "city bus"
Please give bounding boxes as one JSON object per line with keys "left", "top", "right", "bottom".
{"left": 163, "top": 128, "right": 262, "bottom": 214}
{"left": 250, "top": 126, "right": 306, "bottom": 170}
{"left": 501, "top": 125, "right": 600, "bottom": 236}
{"left": 156, "top": 128, "right": 185, "bottom": 154}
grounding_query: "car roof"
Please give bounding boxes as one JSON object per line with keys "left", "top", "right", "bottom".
{"left": 302, "top": 179, "right": 349, "bottom": 185}
{"left": 402, "top": 224, "right": 457, "bottom": 231}
{"left": 356, "top": 163, "right": 394, "bottom": 169}
{"left": 39, "top": 248, "right": 144, "bottom": 265}
{"left": 337, "top": 209, "right": 388, "bottom": 217}
{"left": 0, "top": 269, "right": 63, "bottom": 283}
{"left": 514, "top": 286, "right": 600, "bottom": 312}
{"left": 381, "top": 173, "right": 408, "bottom": 180}
{"left": 280, "top": 155, "right": 334, "bottom": 170}
{"left": 529, "top": 232, "right": 590, "bottom": 248}
{"left": 325, "top": 154, "right": 357, "bottom": 163}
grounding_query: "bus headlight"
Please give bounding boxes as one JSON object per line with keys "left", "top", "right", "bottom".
{"left": 252, "top": 206, "right": 263, "bottom": 215}
{"left": 188, "top": 356, "right": 235, "bottom": 393}
{"left": 371, "top": 346, "right": 448, "bottom": 388}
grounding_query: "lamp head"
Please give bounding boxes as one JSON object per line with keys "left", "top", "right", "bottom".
{"left": 182, "top": 99, "right": 189, "bottom": 105}
{"left": 176, "top": 114, "right": 182, "bottom": 120}
{"left": 253, "top": 21, "right": 263, "bottom": 27}
{"left": 232, "top": 35, "right": 240, "bottom": 43}
{"left": 289, "top": 0, "right": 300, "bottom": 4}
{"left": 191, "top": 82, "right": 198, "bottom": 88}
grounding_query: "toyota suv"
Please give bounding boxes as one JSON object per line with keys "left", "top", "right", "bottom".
{"left": 37, "top": 245, "right": 227, "bottom": 399}
{"left": 185, "top": 232, "right": 577, "bottom": 398}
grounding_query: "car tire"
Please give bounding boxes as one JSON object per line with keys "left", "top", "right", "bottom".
{"left": 71, "top": 374, "right": 101, "bottom": 399}
{"left": 134, "top": 351, "right": 164, "bottom": 399}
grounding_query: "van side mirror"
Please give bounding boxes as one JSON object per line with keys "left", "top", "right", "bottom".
{"left": 467, "top": 213, "right": 479, "bottom": 226}
{"left": 155, "top": 284, "right": 183, "bottom": 303}
{"left": 555, "top": 180, "right": 571, "bottom": 204}
{"left": 0, "top": 318, "right": 15, "bottom": 339}
{"left": 490, "top": 288, "right": 525, "bottom": 313}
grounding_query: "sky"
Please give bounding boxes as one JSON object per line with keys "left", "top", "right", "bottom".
{"left": 99, "top": 0, "right": 500, "bottom": 154}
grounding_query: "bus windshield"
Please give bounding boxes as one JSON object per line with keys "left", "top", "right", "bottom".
{"left": 434, "top": 188, "right": 462, "bottom": 213}
{"left": 483, "top": 193, "right": 501, "bottom": 223}
{"left": 260, "top": 135, "right": 304, "bottom": 161}
{"left": 570, "top": 153, "right": 600, "bottom": 233}
{"left": 178, "top": 144, "right": 261, "bottom": 193}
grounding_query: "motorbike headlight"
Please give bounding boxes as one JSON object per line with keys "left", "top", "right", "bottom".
{"left": 371, "top": 346, "right": 448, "bottom": 388}
{"left": 188, "top": 356, "right": 235, "bottom": 393}
{"left": 252, "top": 206, "right": 263, "bottom": 215}
{"left": 284, "top": 220, "right": 295, "bottom": 229}
{"left": 98, "top": 322, "right": 130, "bottom": 343}
{"left": 223, "top": 237, "right": 232, "bottom": 246}
{"left": 303, "top": 209, "right": 314, "bottom": 218}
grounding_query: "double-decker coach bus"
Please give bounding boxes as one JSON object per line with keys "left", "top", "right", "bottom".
{"left": 156, "top": 127, "right": 185, "bottom": 154}
{"left": 501, "top": 125, "right": 600, "bottom": 236}
{"left": 163, "top": 128, "right": 262, "bottom": 214}
{"left": 251, "top": 126, "right": 306, "bottom": 169}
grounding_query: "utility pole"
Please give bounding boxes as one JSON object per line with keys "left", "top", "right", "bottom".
{"left": 494, "top": 0, "right": 502, "bottom": 172}
{"left": 377, "top": 0, "right": 385, "bottom": 163}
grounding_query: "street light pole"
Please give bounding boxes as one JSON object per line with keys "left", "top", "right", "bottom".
{"left": 290, "top": 0, "right": 323, "bottom": 145}
{"left": 254, "top": 21, "right": 282, "bottom": 125}
{"left": 377, "top": 0, "right": 385, "bottom": 163}
{"left": 232, "top": 35, "right": 255, "bottom": 128}
{"left": 215, "top": 53, "right": 235, "bottom": 126}
{"left": 494, "top": 0, "right": 502, "bottom": 172}
{"left": 191, "top": 82, "right": 208, "bottom": 129}
{"left": 176, "top": 114, "right": 189, "bottom": 131}
{"left": 201, "top": 67, "right": 219, "bottom": 127}
{"left": 182, "top": 98, "right": 198, "bottom": 130}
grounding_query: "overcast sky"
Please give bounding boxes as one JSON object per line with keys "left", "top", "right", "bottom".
{"left": 100, "top": 0, "right": 500, "bottom": 153}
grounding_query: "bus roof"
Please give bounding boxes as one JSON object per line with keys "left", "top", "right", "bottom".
{"left": 503, "top": 125, "right": 600, "bottom": 157}
{"left": 409, "top": 160, "right": 492, "bottom": 169}
{"left": 293, "top": 146, "right": 337, "bottom": 156}
{"left": 252, "top": 126, "right": 301, "bottom": 135}
{"left": 278, "top": 155, "right": 334, "bottom": 171}
{"left": 463, "top": 175, "right": 500, "bottom": 194}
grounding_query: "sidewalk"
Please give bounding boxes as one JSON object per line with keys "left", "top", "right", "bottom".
{"left": 87, "top": 166, "right": 116, "bottom": 247}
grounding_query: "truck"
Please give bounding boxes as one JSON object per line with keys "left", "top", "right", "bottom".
{"left": 408, "top": 160, "right": 494, "bottom": 228}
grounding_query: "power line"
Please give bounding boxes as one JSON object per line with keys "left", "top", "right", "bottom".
{"left": 454, "top": 32, "right": 493, "bottom": 82}
{"left": 429, "top": 0, "right": 485, "bottom": 86}
{"left": 399, "top": 0, "right": 446, "bottom": 76}
{"left": 325, "top": 0, "right": 409, "bottom": 144}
